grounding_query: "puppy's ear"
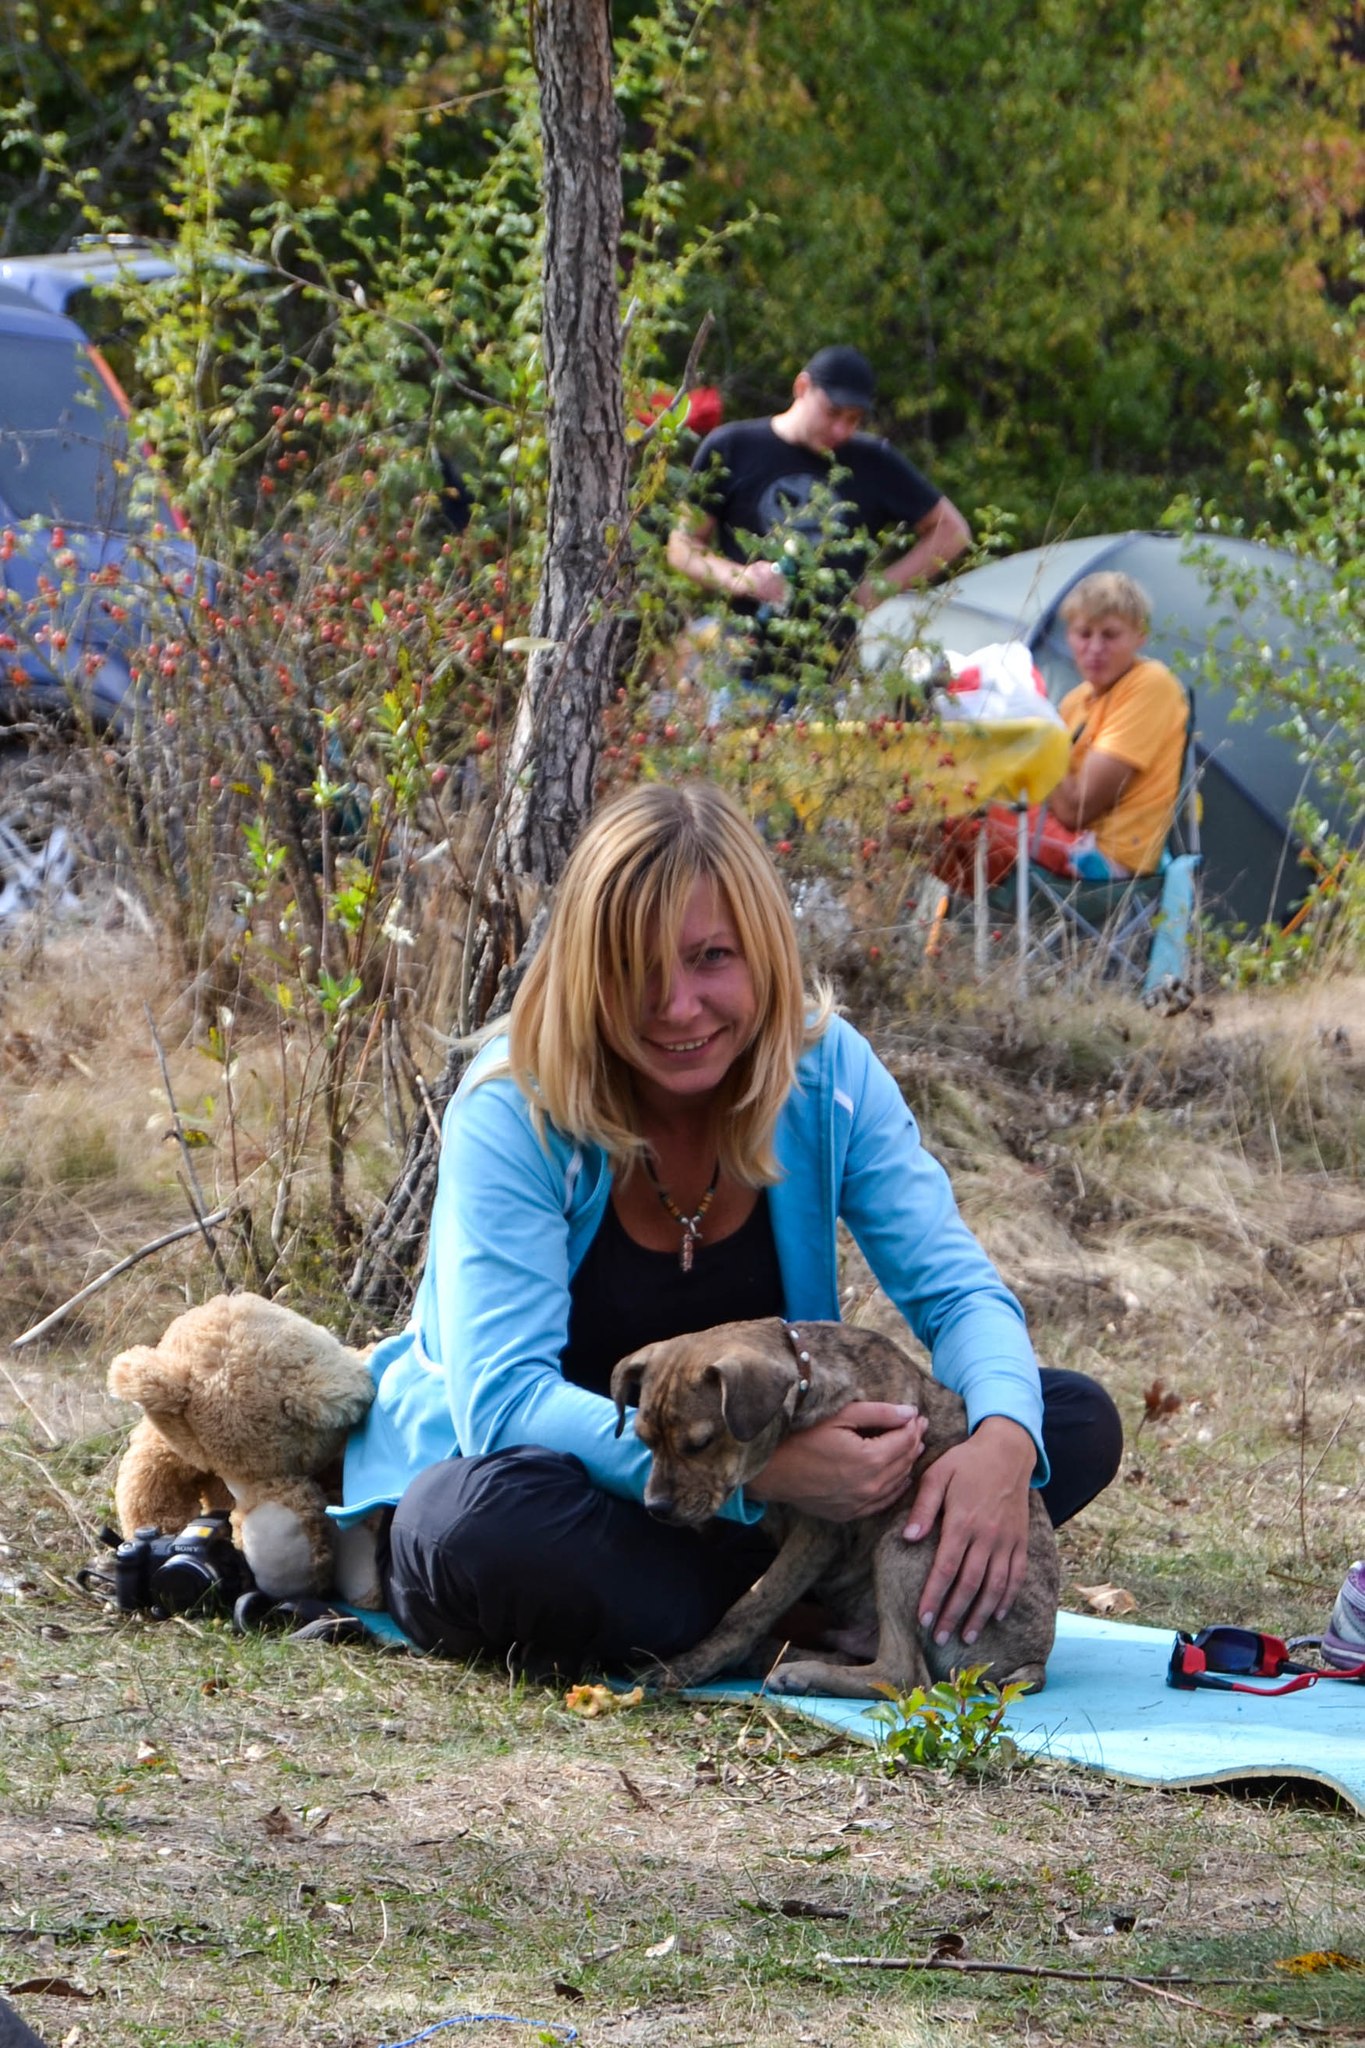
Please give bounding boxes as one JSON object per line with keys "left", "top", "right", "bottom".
{"left": 710, "top": 1354, "right": 793, "bottom": 1443}
{"left": 610, "top": 1347, "right": 656, "bottom": 1439}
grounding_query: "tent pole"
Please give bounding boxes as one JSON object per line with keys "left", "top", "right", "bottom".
{"left": 1016, "top": 799, "right": 1030, "bottom": 996}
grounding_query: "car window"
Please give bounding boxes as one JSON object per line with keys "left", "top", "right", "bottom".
{"left": 0, "top": 335, "right": 136, "bottom": 530}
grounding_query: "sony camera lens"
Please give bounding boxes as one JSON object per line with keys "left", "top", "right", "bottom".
{"left": 148, "top": 1512, "right": 248, "bottom": 1616}
{"left": 150, "top": 1551, "right": 224, "bottom": 1616}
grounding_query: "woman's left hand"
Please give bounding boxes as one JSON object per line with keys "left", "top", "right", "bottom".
{"left": 900, "top": 1416, "right": 1037, "bottom": 1648}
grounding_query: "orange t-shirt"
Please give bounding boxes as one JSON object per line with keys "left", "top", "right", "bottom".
{"left": 1058, "top": 657, "right": 1187, "bottom": 875}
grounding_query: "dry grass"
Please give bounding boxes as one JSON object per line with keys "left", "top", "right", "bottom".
{"left": 1, "top": 928, "right": 1364, "bottom": 2046}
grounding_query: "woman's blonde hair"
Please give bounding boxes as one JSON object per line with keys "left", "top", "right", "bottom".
{"left": 506, "top": 781, "right": 831, "bottom": 1182}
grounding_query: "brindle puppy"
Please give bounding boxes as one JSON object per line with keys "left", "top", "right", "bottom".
{"left": 611, "top": 1316, "right": 1059, "bottom": 1698}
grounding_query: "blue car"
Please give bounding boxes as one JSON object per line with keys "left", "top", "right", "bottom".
{"left": 0, "top": 267, "right": 199, "bottom": 729}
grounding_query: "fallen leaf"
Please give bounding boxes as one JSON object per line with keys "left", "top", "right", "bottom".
{"left": 1143, "top": 1378, "right": 1183, "bottom": 1422}
{"left": 1073, "top": 1583, "right": 1138, "bottom": 1618}
{"left": 563, "top": 1682, "right": 645, "bottom": 1718}
{"left": 1273, "top": 1950, "right": 1364, "bottom": 1975}
{"left": 644, "top": 1933, "right": 676, "bottom": 1959}
{"left": 258, "top": 1805, "right": 299, "bottom": 1838}
{"left": 553, "top": 1980, "right": 586, "bottom": 2002}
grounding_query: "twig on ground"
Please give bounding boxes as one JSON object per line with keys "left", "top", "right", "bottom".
{"left": 817, "top": 1952, "right": 1365, "bottom": 2035}
{"left": 817, "top": 1950, "right": 1243, "bottom": 1986}
{"left": 9, "top": 1209, "right": 232, "bottom": 1349}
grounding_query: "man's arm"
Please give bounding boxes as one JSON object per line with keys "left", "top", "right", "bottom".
{"left": 851, "top": 495, "right": 971, "bottom": 611}
{"left": 667, "top": 509, "right": 790, "bottom": 607}
{"left": 1047, "top": 747, "right": 1134, "bottom": 830}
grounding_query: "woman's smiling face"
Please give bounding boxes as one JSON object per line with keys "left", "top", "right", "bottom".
{"left": 628, "top": 877, "right": 758, "bottom": 1110}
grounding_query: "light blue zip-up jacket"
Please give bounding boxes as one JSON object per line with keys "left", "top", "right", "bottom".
{"left": 337, "top": 1013, "right": 1046, "bottom": 1527}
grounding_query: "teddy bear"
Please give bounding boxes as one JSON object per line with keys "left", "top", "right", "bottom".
{"left": 107, "top": 1291, "right": 382, "bottom": 1607}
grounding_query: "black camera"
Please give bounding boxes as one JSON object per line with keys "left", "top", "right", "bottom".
{"left": 111, "top": 1511, "right": 252, "bottom": 1618}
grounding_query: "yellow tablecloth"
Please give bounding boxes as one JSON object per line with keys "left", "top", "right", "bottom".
{"left": 710, "top": 716, "right": 1072, "bottom": 831}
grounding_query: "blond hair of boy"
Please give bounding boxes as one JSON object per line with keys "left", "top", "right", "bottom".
{"left": 1059, "top": 570, "right": 1151, "bottom": 633}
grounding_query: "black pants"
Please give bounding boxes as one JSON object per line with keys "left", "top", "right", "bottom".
{"left": 381, "top": 1367, "right": 1121, "bottom": 1678}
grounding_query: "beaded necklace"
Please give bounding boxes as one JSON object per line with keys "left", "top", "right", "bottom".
{"left": 643, "top": 1156, "right": 720, "bottom": 1273}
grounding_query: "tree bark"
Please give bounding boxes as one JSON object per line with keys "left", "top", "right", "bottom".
{"left": 499, "top": 0, "right": 631, "bottom": 897}
{"left": 348, "top": 0, "right": 630, "bottom": 1321}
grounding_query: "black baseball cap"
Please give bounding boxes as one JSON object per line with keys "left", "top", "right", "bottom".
{"left": 804, "top": 344, "right": 875, "bottom": 411}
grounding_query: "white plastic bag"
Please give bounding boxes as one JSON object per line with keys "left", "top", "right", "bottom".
{"left": 932, "top": 640, "right": 1064, "bottom": 726}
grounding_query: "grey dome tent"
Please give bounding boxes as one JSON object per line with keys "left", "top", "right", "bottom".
{"left": 859, "top": 530, "right": 1355, "bottom": 930}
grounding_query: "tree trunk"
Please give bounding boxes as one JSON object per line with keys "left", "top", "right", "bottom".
{"left": 347, "top": 0, "right": 630, "bottom": 1323}
{"left": 500, "top": 0, "right": 630, "bottom": 897}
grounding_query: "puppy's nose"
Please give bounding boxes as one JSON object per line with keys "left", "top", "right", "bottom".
{"left": 646, "top": 1497, "right": 679, "bottom": 1525}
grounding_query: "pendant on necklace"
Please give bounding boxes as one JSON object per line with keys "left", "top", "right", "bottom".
{"left": 645, "top": 1155, "right": 720, "bottom": 1275}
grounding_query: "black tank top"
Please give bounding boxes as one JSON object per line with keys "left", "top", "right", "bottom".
{"left": 561, "top": 1191, "right": 786, "bottom": 1398}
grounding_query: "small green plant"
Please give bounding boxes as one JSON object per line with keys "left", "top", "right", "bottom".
{"left": 866, "top": 1664, "right": 1027, "bottom": 1777}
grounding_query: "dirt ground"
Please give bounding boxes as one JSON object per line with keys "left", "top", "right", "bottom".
{"left": 1, "top": 930, "right": 1363, "bottom": 2046}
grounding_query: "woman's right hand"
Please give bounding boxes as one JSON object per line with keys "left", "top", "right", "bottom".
{"left": 748, "top": 1401, "right": 926, "bottom": 1521}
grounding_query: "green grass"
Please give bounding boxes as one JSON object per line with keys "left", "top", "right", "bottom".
{"left": 2, "top": 1585, "right": 1363, "bottom": 2046}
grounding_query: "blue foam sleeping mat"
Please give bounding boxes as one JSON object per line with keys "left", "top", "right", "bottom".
{"left": 340, "top": 1605, "right": 1364, "bottom": 1813}
{"left": 688, "top": 1610, "right": 1365, "bottom": 1814}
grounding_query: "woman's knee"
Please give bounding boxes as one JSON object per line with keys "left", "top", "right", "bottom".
{"left": 392, "top": 1447, "right": 588, "bottom": 1587}
{"left": 385, "top": 1447, "right": 595, "bottom": 1652}
{"left": 1038, "top": 1367, "right": 1124, "bottom": 1525}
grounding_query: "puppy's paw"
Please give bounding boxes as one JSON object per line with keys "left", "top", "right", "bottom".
{"left": 764, "top": 1658, "right": 839, "bottom": 1696}
{"left": 995, "top": 1661, "right": 1047, "bottom": 1695}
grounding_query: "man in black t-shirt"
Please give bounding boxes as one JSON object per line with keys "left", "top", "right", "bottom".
{"left": 666, "top": 346, "right": 969, "bottom": 650}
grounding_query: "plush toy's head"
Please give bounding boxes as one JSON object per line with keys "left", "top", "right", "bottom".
{"left": 108, "top": 1293, "right": 375, "bottom": 1487}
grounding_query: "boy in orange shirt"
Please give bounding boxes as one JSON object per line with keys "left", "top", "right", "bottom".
{"left": 935, "top": 572, "right": 1186, "bottom": 888}
{"left": 1047, "top": 572, "right": 1187, "bottom": 879}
